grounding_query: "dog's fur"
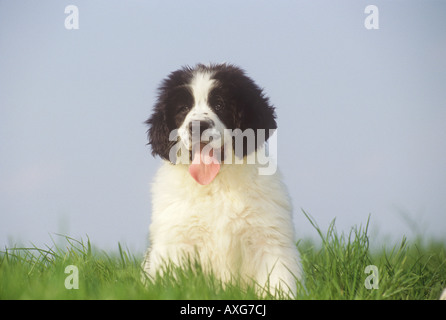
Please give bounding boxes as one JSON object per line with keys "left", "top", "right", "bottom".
{"left": 142, "top": 63, "right": 302, "bottom": 296}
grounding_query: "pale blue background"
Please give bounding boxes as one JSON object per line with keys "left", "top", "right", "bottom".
{"left": 1, "top": 1, "right": 445, "bottom": 252}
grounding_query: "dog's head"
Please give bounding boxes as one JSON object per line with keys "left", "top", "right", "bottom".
{"left": 146, "top": 63, "right": 277, "bottom": 184}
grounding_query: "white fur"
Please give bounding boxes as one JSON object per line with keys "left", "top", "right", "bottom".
{"left": 142, "top": 156, "right": 302, "bottom": 296}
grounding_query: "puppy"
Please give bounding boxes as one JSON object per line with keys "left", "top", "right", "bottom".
{"left": 142, "top": 63, "right": 302, "bottom": 297}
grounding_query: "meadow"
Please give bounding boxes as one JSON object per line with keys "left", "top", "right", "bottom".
{"left": 1, "top": 212, "right": 445, "bottom": 300}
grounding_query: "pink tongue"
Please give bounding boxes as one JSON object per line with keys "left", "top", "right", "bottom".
{"left": 189, "top": 147, "right": 221, "bottom": 185}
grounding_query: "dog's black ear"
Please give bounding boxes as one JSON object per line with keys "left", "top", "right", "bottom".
{"left": 146, "top": 66, "right": 196, "bottom": 163}
{"left": 228, "top": 67, "right": 277, "bottom": 157}
{"left": 238, "top": 84, "right": 277, "bottom": 140}
{"left": 238, "top": 88, "right": 277, "bottom": 158}
{"left": 145, "top": 103, "right": 173, "bottom": 161}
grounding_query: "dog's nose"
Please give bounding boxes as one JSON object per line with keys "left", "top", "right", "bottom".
{"left": 188, "top": 120, "right": 214, "bottom": 136}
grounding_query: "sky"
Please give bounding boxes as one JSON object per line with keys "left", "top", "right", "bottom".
{"left": 1, "top": 0, "right": 445, "bottom": 253}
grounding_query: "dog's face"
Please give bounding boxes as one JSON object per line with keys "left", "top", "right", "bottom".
{"left": 146, "top": 63, "right": 277, "bottom": 184}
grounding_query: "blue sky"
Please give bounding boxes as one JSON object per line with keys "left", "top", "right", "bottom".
{"left": 1, "top": 1, "right": 445, "bottom": 252}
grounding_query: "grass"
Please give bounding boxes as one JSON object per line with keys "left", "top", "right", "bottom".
{"left": 1, "top": 212, "right": 445, "bottom": 300}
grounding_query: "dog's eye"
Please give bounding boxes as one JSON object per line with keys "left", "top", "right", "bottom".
{"left": 179, "top": 105, "right": 190, "bottom": 113}
{"left": 214, "top": 104, "right": 223, "bottom": 111}
{"left": 211, "top": 94, "right": 224, "bottom": 111}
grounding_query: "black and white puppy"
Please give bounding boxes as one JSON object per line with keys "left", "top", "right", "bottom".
{"left": 142, "top": 63, "right": 302, "bottom": 296}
